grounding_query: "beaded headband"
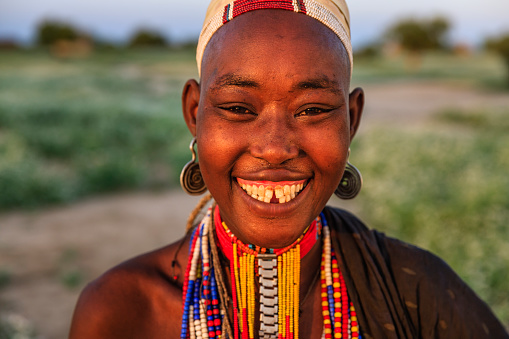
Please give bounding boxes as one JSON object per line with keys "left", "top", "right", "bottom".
{"left": 196, "top": 0, "right": 353, "bottom": 77}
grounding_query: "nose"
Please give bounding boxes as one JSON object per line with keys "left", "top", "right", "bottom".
{"left": 249, "top": 112, "right": 299, "bottom": 165}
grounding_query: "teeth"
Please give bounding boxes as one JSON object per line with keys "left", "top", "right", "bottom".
{"left": 258, "top": 185, "right": 265, "bottom": 198}
{"left": 283, "top": 185, "right": 290, "bottom": 195}
{"left": 239, "top": 180, "right": 306, "bottom": 204}
{"left": 265, "top": 188, "right": 273, "bottom": 200}
{"left": 275, "top": 186, "right": 284, "bottom": 199}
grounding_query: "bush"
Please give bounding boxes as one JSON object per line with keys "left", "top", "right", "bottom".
{"left": 485, "top": 33, "right": 509, "bottom": 85}
{"left": 0, "top": 313, "right": 36, "bottom": 339}
{"left": 0, "top": 105, "right": 187, "bottom": 210}
{"left": 36, "top": 20, "right": 80, "bottom": 46}
{"left": 386, "top": 16, "right": 451, "bottom": 53}
{"left": 354, "top": 44, "right": 381, "bottom": 60}
{"left": 128, "top": 29, "right": 167, "bottom": 48}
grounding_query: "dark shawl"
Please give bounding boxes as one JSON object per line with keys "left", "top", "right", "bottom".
{"left": 323, "top": 206, "right": 508, "bottom": 339}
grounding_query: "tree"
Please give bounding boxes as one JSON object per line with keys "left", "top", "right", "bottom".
{"left": 427, "top": 17, "right": 450, "bottom": 49}
{"left": 128, "top": 29, "right": 167, "bottom": 48}
{"left": 37, "top": 20, "right": 80, "bottom": 46}
{"left": 386, "top": 16, "right": 451, "bottom": 53}
{"left": 485, "top": 34, "right": 509, "bottom": 85}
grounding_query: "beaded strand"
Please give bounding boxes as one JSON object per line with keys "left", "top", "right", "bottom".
{"left": 320, "top": 214, "right": 361, "bottom": 339}
{"left": 180, "top": 207, "right": 361, "bottom": 339}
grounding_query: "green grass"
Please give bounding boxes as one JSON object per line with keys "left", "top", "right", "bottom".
{"left": 0, "top": 49, "right": 195, "bottom": 209}
{"left": 352, "top": 51, "right": 508, "bottom": 89}
{"left": 0, "top": 269, "right": 11, "bottom": 289}
{"left": 351, "top": 109, "right": 509, "bottom": 325}
{"left": 0, "top": 313, "right": 36, "bottom": 339}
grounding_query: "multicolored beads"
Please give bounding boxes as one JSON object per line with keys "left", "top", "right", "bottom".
{"left": 180, "top": 207, "right": 361, "bottom": 339}
{"left": 320, "top": 215, "right": 360, "bottom": 339}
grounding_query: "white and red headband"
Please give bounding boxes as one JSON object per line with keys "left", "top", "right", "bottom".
{"left": 196, "top": 0, "right": 352, "bottom": 77}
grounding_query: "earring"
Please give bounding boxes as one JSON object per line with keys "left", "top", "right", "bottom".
{"left": 180, "top": 137, "right": 207, "bottom": 195}
{"left": 335, "top": 151, "right": 362, "bottom": 199}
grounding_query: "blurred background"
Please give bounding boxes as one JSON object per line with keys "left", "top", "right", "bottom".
{"left": 1, "top": 0, "right": 509, "bottom": 338}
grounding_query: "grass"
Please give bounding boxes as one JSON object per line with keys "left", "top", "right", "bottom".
{"left": 0, "top": 48, "right": 507, "bottom": 325}
{"left": 0, "top": 49, "right": 194, "bottom": 209}
{"left": 0, "top": 270, "right": 10, "bottom": 289}
{"left": 352, "top": 51, "right": 508, "bottom": 89}
{"left": 352, "top": 109, "right": 509, "bottom": 325}
{"left": 57, "top": 248, "right": 84, "bottom": 289}
{"left": 0, "top": 313, "right": 36, "bottom": 339}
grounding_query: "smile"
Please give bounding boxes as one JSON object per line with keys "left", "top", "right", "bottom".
{"left": 237, "top": 178, "right": 308, "bottom": 204}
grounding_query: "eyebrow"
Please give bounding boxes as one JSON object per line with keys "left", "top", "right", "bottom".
{"left": 210, "top": 73, "right": 260, "bottom": 92}
{"left": 209, "top": 73, "right": 341, "bottom": 94}
{"left": 293, "top": 78, "right": 341, "bottom": 95}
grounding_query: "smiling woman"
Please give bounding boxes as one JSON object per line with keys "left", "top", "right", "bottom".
{"left": 68, "top": 1, "right": 508, "bottom": 338}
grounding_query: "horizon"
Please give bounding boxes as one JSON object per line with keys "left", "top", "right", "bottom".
{"left": 1, "top": 0, "right": 509, "bottom": 48}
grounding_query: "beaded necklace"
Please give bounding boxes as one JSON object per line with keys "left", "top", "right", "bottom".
{"left": 180, "top": 206, "right": 361, "bottom": 339}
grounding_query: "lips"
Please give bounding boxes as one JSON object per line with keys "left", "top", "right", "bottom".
{"left": 237, "top": 178, "right": 308, "bottom": 204}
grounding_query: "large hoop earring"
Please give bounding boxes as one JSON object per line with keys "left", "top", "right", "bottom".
{"left": 334, "top": 151, "right": 362, "bottom": 199}
{"left": 180, "top": 137, "right": 207, "bottom": 195}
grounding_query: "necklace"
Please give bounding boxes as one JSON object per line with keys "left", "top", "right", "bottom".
{"left": 180, "top": 206, "right": 361, "bottom": 339}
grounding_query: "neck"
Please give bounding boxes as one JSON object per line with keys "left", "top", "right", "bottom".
{"left": 214, "top": 205, "right": 320, "bottom": 260}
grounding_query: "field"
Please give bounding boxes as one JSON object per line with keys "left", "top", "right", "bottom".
{"left": 0, "top": 48, "right": 508, "bottom": 338}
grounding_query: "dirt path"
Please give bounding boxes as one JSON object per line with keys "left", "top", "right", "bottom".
{"left": 1, "top": 82, "right": 508, "bottom": 339}
{"left": 360, "top": 82, "right": 509, "bottom": 130}
{"left": 0, "top": 192, "right": 201, "bottom": 338}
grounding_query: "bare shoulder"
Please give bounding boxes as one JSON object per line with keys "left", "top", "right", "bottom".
{"left": 69, "top": 234, "right": 191, "bottom": 339}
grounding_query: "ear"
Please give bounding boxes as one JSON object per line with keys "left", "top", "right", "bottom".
{"left": 182, "top": 79, "right": 201, "bottom": 136}
{"left": 348, "top": 87, "right": 364, "bottom": 141}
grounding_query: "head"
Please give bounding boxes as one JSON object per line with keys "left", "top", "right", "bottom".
{"left": 182, "top": 2, "right": 364, "bottom": 248}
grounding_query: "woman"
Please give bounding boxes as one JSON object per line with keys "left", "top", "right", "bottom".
{"left": 69, "top": 0, "right": 508, "bottom": 338}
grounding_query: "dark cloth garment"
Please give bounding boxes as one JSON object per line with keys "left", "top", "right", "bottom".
{"left": 323, "top": 206, "right": 508, "bottom": 339}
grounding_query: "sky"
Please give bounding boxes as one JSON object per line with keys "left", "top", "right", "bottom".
{"left": 1, "top": 0, "right": 509, "bottom": 48}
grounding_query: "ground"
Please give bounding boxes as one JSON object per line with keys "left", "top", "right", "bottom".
{"left": 1, "top": 81, "right": 508, "bottom": 339}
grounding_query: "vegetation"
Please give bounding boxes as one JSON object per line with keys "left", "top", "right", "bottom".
{"left": 351, "top": 52, "right": 506, "bottom": 89}
{"left": 0, "top": 49, "right": 195, "bottom": 209}
{"left": 36, "top": 20, "right": 82, "bottom": 46}
{"left": 128, "top": 29, "right": 168, "bottom": 48}
{"left": 0, "top": 48, "right": 507, "bottom": 327}
{"left": 485, "top": 33, "right": 509, "bottom": 85}
{"left": 350, "top": 109, "right": 509, "bottom": 324}
{"left": 0, "top": 313, "right": 36, "bottom": 339}
{"left": 386, "top": 16, "right": 451, "bottom": 52}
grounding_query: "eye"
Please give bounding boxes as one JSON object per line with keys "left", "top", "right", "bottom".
{"left": 296, "top": 107, "right": 334, "bottom": 117}
{"left": 222, "top": 106, "right": 254, "bottom": 115}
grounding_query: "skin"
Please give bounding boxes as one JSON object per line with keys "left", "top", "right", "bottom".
{"left": 69, "top": 9, "right": 364, "bottom": 339}
{"left": 184, "top": 10, "right": 363, "bottom": 249}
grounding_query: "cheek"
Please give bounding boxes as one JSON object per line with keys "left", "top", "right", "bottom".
{"left": 195, "top": 115, "right": 242, "bottom": 189}
{"left": 302, "top": 122, "right": 350, "bottom": 176}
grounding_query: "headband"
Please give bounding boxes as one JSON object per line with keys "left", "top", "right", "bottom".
{"left": 196, "top": 0, "right": 352, "bottom": 77}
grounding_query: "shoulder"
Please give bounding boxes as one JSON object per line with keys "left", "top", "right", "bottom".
{"left": 323, "top": 206, "right": 508, "bottom": 337}
{"left": 383, "top": 235, "right": 508, "bottom": 337}
{"left": 69, "top": 234, "right": 191, "bottom": 339}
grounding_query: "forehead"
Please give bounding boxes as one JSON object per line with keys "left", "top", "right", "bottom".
{"left": 200, "top": 10, "right": 350, "bottom": 89}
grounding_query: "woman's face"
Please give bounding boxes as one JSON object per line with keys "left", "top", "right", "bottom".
{"left": 183, "top": 10, "right": 363, "bottom": 248}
